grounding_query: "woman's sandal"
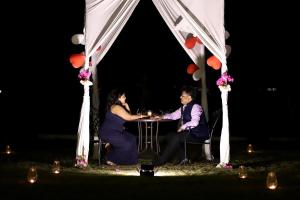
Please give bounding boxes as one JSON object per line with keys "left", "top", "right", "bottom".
{"left": 106, "top": 160, "right": 117, "bottom": 166}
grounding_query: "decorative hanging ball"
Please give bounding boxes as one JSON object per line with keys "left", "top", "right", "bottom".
{"left": 186, "top": 63, "right": 198, "bottom": 74}
{"left": 207, "top": 55, "right": 221, "bottom": 70}
{"left": 69, "top": 53, "right": 85, "bottom": 68}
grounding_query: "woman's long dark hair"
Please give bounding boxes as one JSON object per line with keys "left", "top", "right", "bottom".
{"left": 106, "top": 89, "right": 126, "bottom": 112}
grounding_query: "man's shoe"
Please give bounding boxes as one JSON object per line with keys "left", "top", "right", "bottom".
{"left": 152, "top": 157, "right": 164, "bottom": 167}
{"left": 178, "top": 158, "right": 190, "bottom": 165}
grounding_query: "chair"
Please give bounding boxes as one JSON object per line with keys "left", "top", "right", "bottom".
{"left": 181, "top": 109, "right": 222, "bottom": 164}
{"left": 92, "top": 135, "right": 110, "bottom": 165}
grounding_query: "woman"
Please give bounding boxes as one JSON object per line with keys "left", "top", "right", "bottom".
{"left": 99, "top": 89, "right": 147, "bottom": 165}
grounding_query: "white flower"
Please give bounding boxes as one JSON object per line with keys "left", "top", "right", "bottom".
{"left": 80, "top": 80, "right": 93, "bottom": 86}
{"left": 218, "top": 85, "right": 231, "bottom": 92}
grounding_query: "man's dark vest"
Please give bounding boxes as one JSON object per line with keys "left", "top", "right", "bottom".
{"left": 182, "top": 101, "right": 209, "bottom": 139}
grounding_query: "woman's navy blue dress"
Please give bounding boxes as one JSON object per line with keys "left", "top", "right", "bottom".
{"left": 99, "top": 111, "right": 138, "bottom": 165}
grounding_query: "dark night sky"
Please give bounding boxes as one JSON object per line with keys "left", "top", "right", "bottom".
{"left": 0, "top": 0, "right": 299, "bottom": 141}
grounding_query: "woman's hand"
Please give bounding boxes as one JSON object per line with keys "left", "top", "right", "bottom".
{"left": 122, "top": 102, "right": 130, "bottom": 112}
{"left": 140, "top": 114, "right": 148, "bottom": 119}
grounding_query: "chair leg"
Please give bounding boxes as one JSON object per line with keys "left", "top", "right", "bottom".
{"left": 184, "top": 139, "right": 187, "bottom": 160}
{"left": 179, "top": 139, "right": 189, "bottom": 165}
{"left": 98, "top": 140, "right": 106, "bottom": 165}
{"left": 98, "top": 141, "right": 102, "bottom": 166}
{"left": 98, "top": 141, "right": 111, "bottom": 165}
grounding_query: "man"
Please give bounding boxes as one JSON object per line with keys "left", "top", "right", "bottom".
{"left": 153, "top": 86, "right": 209, "bottom": 166}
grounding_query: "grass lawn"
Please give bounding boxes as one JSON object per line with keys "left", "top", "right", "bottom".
{"left": 1, "top": 139, "right": 300, "bottom": 199}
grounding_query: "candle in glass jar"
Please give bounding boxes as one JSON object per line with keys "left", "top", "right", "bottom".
{"left": 5, "top": 145, "right": 11, "bottom": 155}
{"left": 27, "top": 166, "right": 38, "bottom": 184}
{"left": 51, "top": 160, "right": 61, "bottom": 174}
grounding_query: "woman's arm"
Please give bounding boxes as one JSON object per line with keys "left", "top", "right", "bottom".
{"left": 122, "top": 102, "right": 130, "bottom": 112}
{"left": 111, "top": 105, "right": 146, "bottom": 121}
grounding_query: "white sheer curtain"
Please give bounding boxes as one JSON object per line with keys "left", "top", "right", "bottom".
{"left": 76, "top": 0, "right": 140, "bottom": 164}
{"left": 153, "top": 0, "right": 230, "bottom": 167}
{"left": 152, "top": 0, "right": 210, "bottom": 159}
{"left": 76, "top": 0, "right": 230, "bottom": 167}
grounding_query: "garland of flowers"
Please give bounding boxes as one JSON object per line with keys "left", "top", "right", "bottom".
{"left": 75, "top": 70, "right": 91, "bottom": 169}
{"left": 216, "top": 71, "right": 234, "bottom": 169}
{"left": 216, "top": 71, "right": 234, "bottom": 91}
{"left": 75, "top": 145, "right": 88, "bottom": 169}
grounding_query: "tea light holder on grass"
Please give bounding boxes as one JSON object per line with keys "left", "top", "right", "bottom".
{"left": 51, "top": 160, "right": 61, "bottom": 174}
{"left": 238, "top": 165, "right": 248, "bottom": 179}
{"left": 5, "top": 145, "right": 12, "bottom": 155}
{"left": 266, "top": 171, "right": 278, "bottom": 190}
{"left": 27, "top": 166, "right": 38, "bottom": 184}
{"left": 247, "top": 144, "right": 254, "bottom": 154}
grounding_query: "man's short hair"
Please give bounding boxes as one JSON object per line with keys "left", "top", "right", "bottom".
{"left": 181, "top": 85, "right": 197, "bottom": 100}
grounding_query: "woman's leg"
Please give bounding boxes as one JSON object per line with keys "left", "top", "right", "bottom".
{"left": 106, "top": 131, "right": 138, "bottom": 165}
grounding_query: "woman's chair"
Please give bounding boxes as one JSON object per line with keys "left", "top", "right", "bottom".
{"left": 181, "top": 109, "right": 222, "bottom": 164}
{"left": 97, "top": 138, "right": 111, "bottom": 165}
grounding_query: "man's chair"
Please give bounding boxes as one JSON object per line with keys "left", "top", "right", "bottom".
{"left": 181, "top": 109, "right": 222, "bottom": 164}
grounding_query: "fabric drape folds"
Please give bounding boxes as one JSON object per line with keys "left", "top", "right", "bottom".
{"left": 76, "top": 0, "right": 140, "bottom": 164}
{"left": 152, "top": 0, "right": 230, "bottom": 167}
{"left": 76, "top": 0, "right": 230, "bottom": 167}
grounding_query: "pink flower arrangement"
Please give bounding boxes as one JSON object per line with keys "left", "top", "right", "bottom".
{"left": 74, "top": 156, "right": 88, "bottom": 169}
{"left": 216, "top": 72, "right": 234, "bottom": 86}
{"left": 78, "top": 69, "right": 91, "bottom": 81}
{"left": 216, "top": 162, "right": 233, "bottom": 169}
{"left": 223, "top": 163, "right": 233, "bottom": 169}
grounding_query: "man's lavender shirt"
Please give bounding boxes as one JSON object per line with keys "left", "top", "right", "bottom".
{"left": 163, "top": 104, "right": 203, "bottom": 130}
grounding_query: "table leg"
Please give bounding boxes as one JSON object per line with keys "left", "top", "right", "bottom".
{"left": 150, "top": 122, "right": 154, "bottom": 150}
{"left": 138, "top": 121, "right": 142, "bottom": 152}
{"left": 144, "top": 122, "right": 148, "bottom": 150}
{"left": 156, "top": 121, "right": 160, "bottom": 154}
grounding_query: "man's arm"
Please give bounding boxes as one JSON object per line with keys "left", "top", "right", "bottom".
{"left": 179, "top": 104, "right": 202, "bottom": 131}
{"left": 163, "top": 107, "right": 181, "bottom": 120}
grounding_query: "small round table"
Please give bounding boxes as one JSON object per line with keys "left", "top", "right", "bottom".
{"left": 133, "top": 118, "right": 173, "bottom": 154}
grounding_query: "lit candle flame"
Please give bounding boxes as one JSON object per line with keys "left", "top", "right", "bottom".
{"left": 5, "top": 145, "right": 11, "bottom": 154}
{"left": 27, "top": 166, "right": 38, "bottom": 184}
{"left": 247, "top": 144, "right": 253, "bottom": 153}
{"left": 266, "top": 171, "right": 278, "bottom": 190}
{"left": 238, "top": 165, "right": 248, "bottom": 179}
{"left": 52, "top": 161, "right": 61, "bottom": 174}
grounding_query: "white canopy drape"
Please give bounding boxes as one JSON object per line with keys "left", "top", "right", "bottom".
{"left": 76, "top": 0, "right": 230, "bottom": 167}
{"left": 152, "top": 0, "right": 229, "bottom": 168}
{"left": 76, "top": 0, "right": 140, "bottom": 163}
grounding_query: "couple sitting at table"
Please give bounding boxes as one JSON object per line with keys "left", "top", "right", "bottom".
{"left": 99, "top": 86, "right": 209, "bottom": 166}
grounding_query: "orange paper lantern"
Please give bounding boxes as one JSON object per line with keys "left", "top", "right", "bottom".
{"left": 69, "top": 53, "right": 85, "bottom": 68}
{"left": 185, "top": 36, "right": 197, "bottom": 49}
{"left": 187, "top": 63, "right": 198, "bottom": 74}
{"left": 207, "top": 55, "right": 221, "bottom": 70}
